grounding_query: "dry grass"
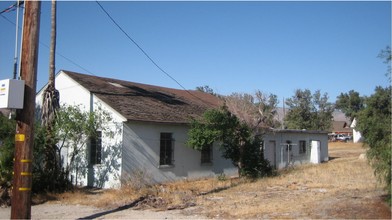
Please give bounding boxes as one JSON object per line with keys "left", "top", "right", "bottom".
{"left": 190, "top": 142, "right": 389, "bottom": 219}
{"left": 44, "top": 175, "right": 242, "bottom": 211}
{"left": 43, "top": 142, "right": 391, "bottom": 219}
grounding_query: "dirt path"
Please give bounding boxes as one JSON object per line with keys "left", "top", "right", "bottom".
{"left": 0, "top": 203, "right": 201, "bottom": 219}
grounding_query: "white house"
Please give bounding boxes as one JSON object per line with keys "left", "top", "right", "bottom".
{"left": 36, "top": 70, "right": 237, "bottom": 188}
{"left": 263, "top": 129, "right": 329, "bottom": 169}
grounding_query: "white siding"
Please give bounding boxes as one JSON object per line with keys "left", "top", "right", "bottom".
{"left": 350, "top": 118, "right": 363, "bottom": 143}
{"left": 36, "top": 71, "right": 90, "bottom": 109}
{"left": 36, "top": 70, "right": 237, "bottom": 188}
{"left": 36, "top": 71, "right": 125, "bottom": 188}
{"left": 122, "top": 122, "right": 237, "bottom": 184}
{"left": 263, "top": 131, "right": 328, "bottom": 169}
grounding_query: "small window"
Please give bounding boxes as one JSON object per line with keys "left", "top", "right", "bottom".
{"left": 201, "top": 144, "right": 213, "bottom": 164}
{"left": 160, "top": 133, "right": 174, "bottom": 166}
{"left": 285, "top": 140, "right": 292, "bottom": 151}
{"left": 90, "top": 131, "right": 102, "bottom": 165}
{"left": 299, "top": 140, "right": 306, "bottom": 154}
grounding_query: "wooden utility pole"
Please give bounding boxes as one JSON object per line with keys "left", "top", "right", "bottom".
{"left": 11, "top": 1, "right": 41, "bottom": 219}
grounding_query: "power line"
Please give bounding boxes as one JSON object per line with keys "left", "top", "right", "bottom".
{"left": 0, "top": 7, "right": 95, "bottom": 76}
{"left": 0, "top": 1, "right": 22, "bottom": 15}
{"left": 2, "top": 2, "right": 208, "bottom": 102}
{"left": 95, "top": 1, "right": 196, "bottom": 95}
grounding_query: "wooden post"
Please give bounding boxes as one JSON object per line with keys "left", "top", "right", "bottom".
{"left": 11, "top": 1, "right": 41, "bottom": 219}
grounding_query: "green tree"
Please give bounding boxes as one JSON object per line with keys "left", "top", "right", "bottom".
{"left": 335, "top": 90, "right": 364, "bottom": 121}
{"left": 187, "top": 106, "right": 273, "bottom": 177}
{"left": 285, "top": 89, "right": 333, "bottom": 131}
{"left": 0, "top": 114, "right": 15, "bottom": 188}
{"left": 196, "top": 85, "right": 215, "bottom": 95}
{"left": 356, "top": 86, "right": 391, "bottom": 203}
{"left": 377, "top": 46, "right": 391, "bottom": 82}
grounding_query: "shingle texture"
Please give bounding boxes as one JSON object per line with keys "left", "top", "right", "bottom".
{"left": 62, "top": 70, "right": 222, "bottom": 124}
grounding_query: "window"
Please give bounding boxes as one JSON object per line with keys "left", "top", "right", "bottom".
{"left": 160, "top": 133, "right": 174, "bottom": 166}
{"left": 285, "top": 140, "right": 292, "bottom": 151}
{"left": 201, "top": 144, "right": 213, "bottom": 164}
{"left": 299, "top": 140, "right": 306, "bottom": 154}
{"left": 90, "top": 131, "right": 102, "bottom": 165}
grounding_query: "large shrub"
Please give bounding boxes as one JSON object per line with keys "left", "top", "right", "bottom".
{"left": 356, "top": 86, "right": 391, "bottom": 203}
{"left": 0, "top": 114, "right": 15, "bottom": 189}
{"left": 187, "top": 106, "right": 273, "bottom": 178}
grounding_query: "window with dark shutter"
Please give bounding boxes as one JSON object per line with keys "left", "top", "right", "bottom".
{"left": 201, "top": 144, "right": 213, "bottom": 164}
{"left": 299, "top": 140, "right": 306, "bottom": 154}
{"left": 159, "top": 133, "right": 173, "bottom": 166}
{"left": 90, "top": 131, "right": 102, "bottom": 165}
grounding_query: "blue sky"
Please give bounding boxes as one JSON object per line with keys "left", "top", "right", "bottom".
{"left": 0, "top": 1, "right": 390, "bottom": 103}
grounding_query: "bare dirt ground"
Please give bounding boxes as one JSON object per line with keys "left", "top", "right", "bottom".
{"left": 0, "top": 142, "right": 390, "bottom": 219}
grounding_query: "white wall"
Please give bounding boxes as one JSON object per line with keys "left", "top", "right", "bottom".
{"left": 350, "top": 118, "right": 363, "bottom": 143}
{"left": 36, "top": 71, "right": 237, "bottom": 188}
{"left": 36, "top": 71, "right": 126, "bottom": 188}
{"left": 263, "top": 131, "right": 328, "bottom": 169}
{"left": 122, "top": 121, "right": 237, "bottom": 184}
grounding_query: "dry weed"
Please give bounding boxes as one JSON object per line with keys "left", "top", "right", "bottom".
{"left": 42, "top": 143, "right": 390, "bottom": 219}
{"left": 190, "top": 143, "right": 388, "bottom": 219}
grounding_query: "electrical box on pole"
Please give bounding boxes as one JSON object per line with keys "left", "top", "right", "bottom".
{"left": 0, "top": 79, "right": 25, "bottom": 109}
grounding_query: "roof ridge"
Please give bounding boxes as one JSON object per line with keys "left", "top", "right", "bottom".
{"left": 61, "top": 69, "right": 200, "bottom": 94}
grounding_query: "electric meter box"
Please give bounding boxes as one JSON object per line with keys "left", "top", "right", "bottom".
{"left": 0, "top": 79, "right": 25, "bottom": 109}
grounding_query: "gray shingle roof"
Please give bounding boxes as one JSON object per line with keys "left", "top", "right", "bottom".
{"left": 62, "top": 70, "right": 222, "bottom": 124}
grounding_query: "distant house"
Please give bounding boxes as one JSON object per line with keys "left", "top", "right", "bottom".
{"left": 36, "top": 70, "right": 237, "bottom": 188}
{"left": 331, "top": 121, "right": 353, "bottom": 136}
{"left": 263, "top": 129, "right": 329, "bottom": 169}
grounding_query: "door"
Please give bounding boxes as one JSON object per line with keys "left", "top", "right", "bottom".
{"left": 267, "top": 141, "right": 276, "bottom": 168}
{"left": 310, "top": 140, "right": 321, "bottom": 164}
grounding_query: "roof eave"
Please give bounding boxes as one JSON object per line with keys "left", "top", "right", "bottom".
{"left": 125, "top": 118, "right": 190, "bottom": 126}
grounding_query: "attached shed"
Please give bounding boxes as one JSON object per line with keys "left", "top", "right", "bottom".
{"left": 263, "top": 129, "right": 329, "bottom": 169}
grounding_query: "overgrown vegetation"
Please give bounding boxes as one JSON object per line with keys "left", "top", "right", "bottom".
{"left": 32, "top": 121, "right": 69, "bottom": 193}
{"left": 336, "top": 46, "right": 392, "bottom": 204}
{"left": 187, "top": 106, "right": 273, "bottom": 178}
{"left": 39, "top": 104, "right": 115, "bottom": 191}
{"left": 0, "top": 114, "right": 15, "bottom": 193}
{"left": 0, "top": 104, "right": 115, "bottom": 197}
{"left": 356, "top": 86, "right": 391, "bottom": 203}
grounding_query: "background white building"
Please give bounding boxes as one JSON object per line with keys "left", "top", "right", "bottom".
{"left": 263, "top": 129, "right": 329, "bottom": 169}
